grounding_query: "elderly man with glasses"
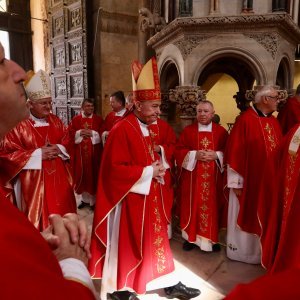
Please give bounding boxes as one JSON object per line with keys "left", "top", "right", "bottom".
{"left": 224, "top": 85, "right": 282, "bottom": 264}
{"left": 0, "top": 70, "right": 76, "bottom": 230}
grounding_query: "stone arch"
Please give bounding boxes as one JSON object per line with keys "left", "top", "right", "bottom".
{"left": 275, "top": 55, "right": 293, "bottom": 91}
{"left": 157, "top": 43, "right": 184, "bottom": 85}
{"left": 159, "top": 58, "right": 180, "bottom": 123}
{"left": 192, "top": 48, "right": 267, "bottom": 89}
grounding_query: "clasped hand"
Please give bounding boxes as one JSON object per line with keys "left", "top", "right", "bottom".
{"left": 80, "top": 129, "right": 92, "bottom": 138}
{"left": 152, "top": 160, "right": 166, "bottom": 180}
{"left": 42, "top": 144, "right": 60, "bottom": 160}
{"left": 196, "top": 149, "right": 217, "bottom": 162}
{"left": 41, "top": 213, "right": 91, "bottom": 266}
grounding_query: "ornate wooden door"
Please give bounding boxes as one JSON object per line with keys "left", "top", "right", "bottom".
{"left": 48, "top": 0, "right": 88, "bottom": 124}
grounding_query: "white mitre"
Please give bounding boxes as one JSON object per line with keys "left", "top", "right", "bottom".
{"left": 24, "top": 69, "right": 51, "bottom": 100}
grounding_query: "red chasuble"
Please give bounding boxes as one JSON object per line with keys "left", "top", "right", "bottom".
{"left": 0, "top": 190, "right": 94, "bottom": 299}
{"left": 277, "top": 96, "right": 300, "bottom": 135}
{"left": 89, "top": 113, "right": 175, "bottom": 294}
{"left": 67, "top": 114, "right": 103, "bottom": 195}
{"left": 0, "top": 114, "right": 76, "bottom": 230}
{"left": 175, "top": 122, "right": 228, "bottom": 244}
{"left": 225, "top": 108, "right": 282, "bottom": 236}
{"left": 260, "top": 125, "right": 300, "bottom": 272}
{"left": 225, "top": 268, "right": 300, "bottom": 300}
{"left": 101, "top": 110, "right": 125, "bottom": 133}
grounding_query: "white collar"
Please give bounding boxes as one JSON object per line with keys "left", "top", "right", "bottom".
{"left": 115, "top": 108, "right": 126, "bottom": 117}
{"left": 30, "top": 113, "right": 49, "bottom": 127}
{"left": 198, "top": 122, "right": 212, "bottom": 132}
{"left": 137, "top": 118, "right": 157, "bottom": 137}
{"left": 81, "top": 112, "right": 93, "bottom": 118}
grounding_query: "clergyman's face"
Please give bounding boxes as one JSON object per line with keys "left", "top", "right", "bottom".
{"left": 0, "top": 42, "right": 29, "bottom": 137}
{"left": 29, "top": 98, "right": 52, "bottom": 119}
{"left": 82, "top": 101, "right": 94, "bottom": 116}
{"left": 196, "top": 102, "right": 215, "bottom": 125}
{"left": 135, "top": 100, "right": 161, "bottom": 125}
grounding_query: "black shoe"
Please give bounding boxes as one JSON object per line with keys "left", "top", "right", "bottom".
{"left": 164, "top": 282, "right": 201, "bottom": 299}
{"left": 212, "top": 243, "right": 221, "bottom": 252}
{"left": 182, "top": 241, "right": 197, "bottom": 251}
{"left": 107, "top": 291, "right": 140, "bottom": 300}
{"left": 77, "top": 201, "right": 90, "bottom": 209}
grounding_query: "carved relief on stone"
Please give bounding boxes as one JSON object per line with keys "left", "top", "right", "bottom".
{"left": 54, "top": 77, "right": 67, "bottom": 98}
{"left": 53, "top": 15, "right": 64, "bottom": 37}
{"left": 171, "top": 86, "right": 206, "bottom": 117}
{"left": 70, "top": 75, "right": 83, "bottom": 98}
{"left": 70, "top": 106, "right": 81, "bottom": 119}
{"left": 69, "top": 41, "right": 83, "bottom": 64}
{"left": 53, "top": 46, "right": 65, "bottom": 68}
{"left": 139, "top": 7, "right": 166, "bottom": 33}
{"left": 174, "top": 35, "right": 215, "bottom": 60}
{"left": 244, "top": 33, "right": 279, "bottom": 59}
{"left": 69, "top": 7, "right": 81, "bottom": 30}
{"left": 55, "top": 106, "right": 68, "bottom": 125}
{"left": 51, "top": 0, "right": 62, "bottom": 7}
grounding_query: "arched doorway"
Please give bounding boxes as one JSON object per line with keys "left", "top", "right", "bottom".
{"left": 160, "top": 60, "right": 180, "bottom": 125}
{"left": 197, "top": 56, "right": 257, "bottom": 130}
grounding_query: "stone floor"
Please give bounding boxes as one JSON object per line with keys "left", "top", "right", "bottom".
{"left": 78, "top": 207, "right": 266, "bottom": 300}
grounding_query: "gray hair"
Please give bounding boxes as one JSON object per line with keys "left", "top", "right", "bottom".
{"left": 253, "top": 85, "right": 276, "bottom": 104}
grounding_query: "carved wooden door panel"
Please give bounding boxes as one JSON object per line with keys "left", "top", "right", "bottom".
{"left": 48, "top": 0, "right": 87, "bottom": 124}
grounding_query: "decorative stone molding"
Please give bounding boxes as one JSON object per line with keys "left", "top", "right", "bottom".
{"left": 170, "top": 86, "right": 206, "bottom": 118}
{"left": 160, "top": 92, "right": 170, "bottom": 116}
{"left": 244, "top": 33, "right": 278, "bottom": 59}
{"left": 148, "top": 13, "right": 300, "bottom": 50}
{"left": 174, "top": 35, "right": 215, "bottom": 60}
{"left": 100, "top": 8, "right": 138, "bottom": 36}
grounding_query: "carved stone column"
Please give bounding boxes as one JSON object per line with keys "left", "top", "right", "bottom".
{"left": 160, "top": 91, "right": 171, "bottom": 121}
{"left": 272, "top": 0, "right": 288, "bottom": 12}
{"left": 242, "top": 0, "right": 254, "bottom": 14}
{"left": 209, "top": 0, "right": 220, "bottom": 15}
{"left": 179, "top": 0, "right": 193, "bottom": 17}
{"left": 170, "top": 86, "right": 206, "bottom": 129}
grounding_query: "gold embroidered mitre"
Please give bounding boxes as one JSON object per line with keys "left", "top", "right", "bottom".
{"left": 131, "top": 57, "right": 161, "bottom": 102}
{"left": 24, "top": 69, "right": 51, "bottom": 101}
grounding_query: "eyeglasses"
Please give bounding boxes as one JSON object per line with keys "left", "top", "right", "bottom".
{"left": 266, "top": 95, "right": 279, "bottom": 101}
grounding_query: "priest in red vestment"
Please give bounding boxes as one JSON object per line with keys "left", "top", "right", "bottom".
{"left": 259, "top": 124, "right": 300, "bottom": 273}
{"left": 101, "top": 90, "right": 127, "bottom": 145}
{"left": 0, "top": 70, "right": 76, "bottom": 230}
{"left": 224, "top": 85, "right": 282, "bottom": 264}
{"left": 175, "top": 100, "right": 228, "bottom": 252}
{"left": 67, "top": 98, "right": 103, "bottom": 209}
{"left": 89, "top": 58, "right": 200, "bottom": 300}
{"left": 277, "top": 85, "right": 300, "bottom": 135}
{"left": 0, "top": 42, "right": 95, "bottom": 299}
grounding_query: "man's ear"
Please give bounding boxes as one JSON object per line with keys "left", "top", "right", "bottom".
{"left": 135, "top": 101, "right": 142, "bottom": 111}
